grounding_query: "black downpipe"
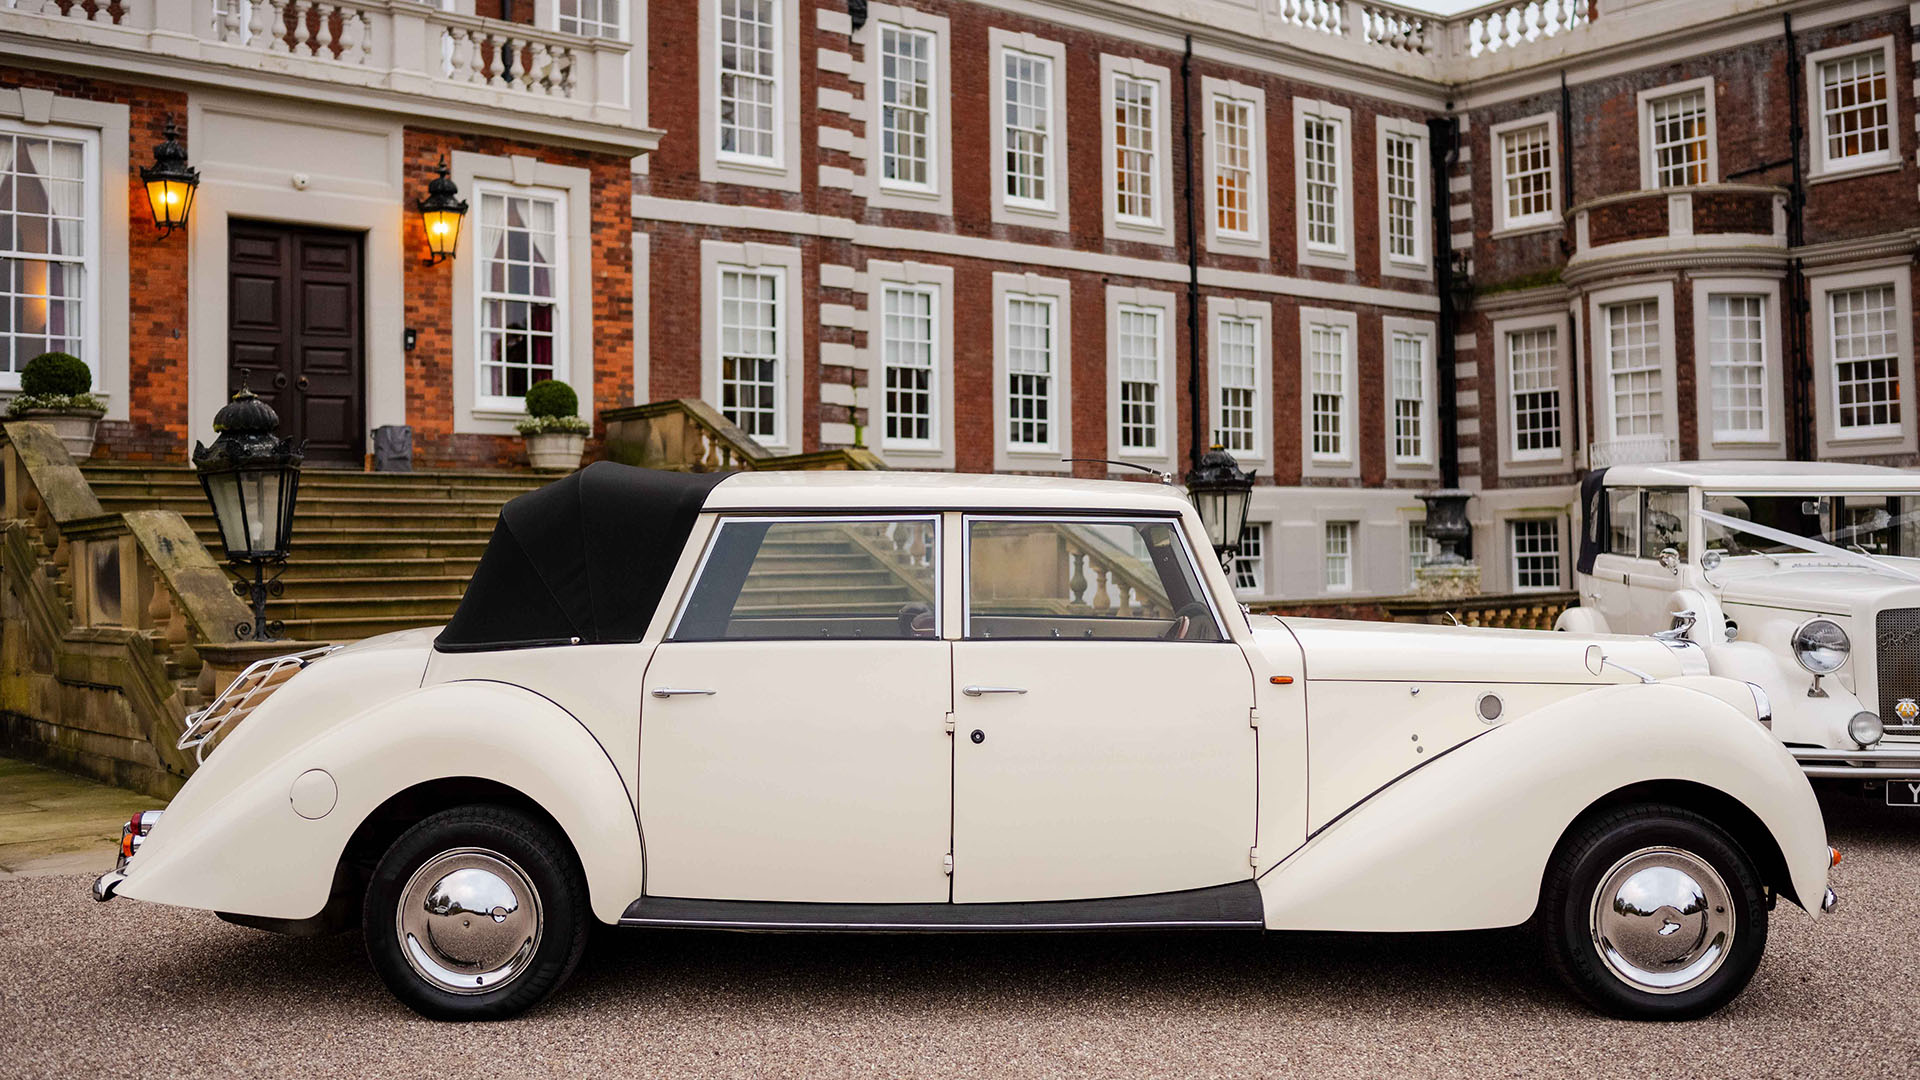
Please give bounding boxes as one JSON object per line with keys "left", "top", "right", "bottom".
{"left": 1181, "top": 35, "right": 1204, "bottom": 471}
{"left": 1560, "top": 71, "right": 1583, "bottom": 460}
{"left": 1428, "top": 115, "right": 1461, "bottom": 489}
{"left": 1784, "top": 14, "right": 1812, "bottom": 460}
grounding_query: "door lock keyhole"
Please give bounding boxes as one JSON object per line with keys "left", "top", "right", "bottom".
{"left": 969, "top": 729, "right": 985, "bottom": 744}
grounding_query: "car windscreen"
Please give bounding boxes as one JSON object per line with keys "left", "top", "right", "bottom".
{"left": 1702, "top": 493, "right": 1920, "bottom": 558}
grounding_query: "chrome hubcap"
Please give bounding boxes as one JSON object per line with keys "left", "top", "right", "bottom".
{"left": 1589, "top": 846, "right": 1734, "bottom": 994}
{"left": 396, "top": 848, "right": 543, "bottom": 995}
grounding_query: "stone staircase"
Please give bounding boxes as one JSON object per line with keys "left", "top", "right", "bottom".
{"left": 733, "top": 525, "right": 930, "bottom": 616}
{"left": 82, "top": 464, "right": 548, "bottom": 643}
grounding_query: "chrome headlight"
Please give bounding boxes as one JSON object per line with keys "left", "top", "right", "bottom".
{"left": 1850, "top": 711, "right": 1884, "bottom": 748}
{"left": 1791, "top": 618, "right": 1851, "bottom": 675}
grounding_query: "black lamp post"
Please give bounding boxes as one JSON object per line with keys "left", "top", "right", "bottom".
{"left": 140, "top": 117, "right": 199, "bottom": 238}
{"left": 418, "top": 155, "right": 468, "bottom": 265}
{"left": 1185, "top": 444, "right": 1256, "bottom": 570}
{"left": 193, "top": 383, "right": 304, "bottom": 640}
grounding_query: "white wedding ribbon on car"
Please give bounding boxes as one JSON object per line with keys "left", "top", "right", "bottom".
{"left": 1699, "top": 508, "right": 1920, "bottom": 585}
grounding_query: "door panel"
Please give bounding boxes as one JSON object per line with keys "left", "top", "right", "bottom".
{"left": 950, "top": 641, "right": 1257, "bottom": 904}
{"left": 639, "top": 641, "right": 953, "bottom": 903}
{"left": 227, "top": 221, "right": 365, "bottom": 467}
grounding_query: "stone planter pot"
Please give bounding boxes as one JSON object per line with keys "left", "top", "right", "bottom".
{"left": 524, "top": 431, "right": 586, "bottom": 472}
{"left": 18, "top": 407, "right": 105, "bottom": 461}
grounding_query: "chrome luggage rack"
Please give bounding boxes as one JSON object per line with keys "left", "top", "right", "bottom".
{"left": 178, "top": 645, "right": 340, "bottom": 762}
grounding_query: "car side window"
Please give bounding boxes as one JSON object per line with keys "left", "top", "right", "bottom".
{"left": 964, "top": 517, "right": 1223, "bottom": 642}
{"left": 670, "top": 517, "right": 939, "bottom": 641}
{"left": 1642, "top": 488, "right": 1689, "bottom": 563}
{"left": 1606, "top": 488, "right": 1641, "bottom": 557}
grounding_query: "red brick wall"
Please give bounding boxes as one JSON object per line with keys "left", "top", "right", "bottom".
{"left": 0, "top": 68, "right": 189, "bottom": 461}
{"left": 401, "top": 128, "right": 633, "bottom": 469}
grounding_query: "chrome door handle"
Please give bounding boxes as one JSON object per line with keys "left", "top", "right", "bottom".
{"left": 962, "top": 686, "right": 1027, "bottom": 696}
{"left": 651, "top": 687, "right": 717, "bottom": 698}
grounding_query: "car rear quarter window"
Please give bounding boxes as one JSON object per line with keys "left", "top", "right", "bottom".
{"left": 670, "top": 517, "right": 939, "bottom": 641}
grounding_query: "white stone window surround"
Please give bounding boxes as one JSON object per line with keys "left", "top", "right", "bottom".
{"left": 1586, "top": 280, "right": 1677, "bottom": 460}
{"left": 1688, "top": 275, "right": 1785, "bottom": 459}
{"left": 553, "top": 0, "right": 628, "bottom": 41}
{"left": 1808, "top": 261, "right": 1916, "bottom": 458}
{"left": 860, "top": 5, "right": 953, "bottom": 217}
{"left": 866, "top": 258, "right": 955, "bottom": 469}
{"left": 1099, "top": 55, "right": 1174, "bottom": 247}
{"left": 1376, "top": 117, "right": 1430, "bottom": 282}
{"left": 1492, "top": 309, "right": 1574, "bottom": 476}
{"left": 989, "top": 29, "right": 1070, "bottom": 233}
{"left": 1299, "top": 305, "right": 1359, "bottom": 479}
{"left": 1489, "top": 111, "right": 1559, "bottom": 237}
{"left": 1104, "top": 284, "right": 1176, "bottom": 470}
{"left": 700, "top": 0, "right": 802, "bottom": 192}
{"left": 1507, "top": 516, "right": 1564, "bottom": 593}
{"left": 0, "top": 90, "right": 127, "bottom": 419}
{"left": 1381, "top": 315, "right": 1438, "bottom": 480}
{"left": 1206, "top": 296, "right": 1272, "bottom": 466}
{"left": 1806, "top": 36, "right": 1901, "bottom": 182}
{"left": 453, "top": 153, "right": 594, "bottom": 436}
{"left": 700, "top": 240, "right": 805, "bottom": 452}
{"left": 991, "top": 271, "right": 1072, "bottom": 472}
{"left": 1293, "top": 98, "right": 1354, "bottom": 271}
{"left": 471, "top": 183, "right": 569, "bottom": 413}
{"left": 1636, "top": 76, "right": 1718, "bottom": 190}
{"left": 1201, "top": 77, "right": 1268, "bottom": 259}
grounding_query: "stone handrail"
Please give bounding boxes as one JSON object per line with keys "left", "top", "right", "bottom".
{"left": 9, "top": 0, "right": 632, "bottom": 125}
{"left": 601, "top": 399, "right": 887, "bottom": 473}
{"left": 1449, "top": 0, "right": 1592, "bottom": 58}
{"left": 0, "top": 422, "right": 286, "bottom": 795}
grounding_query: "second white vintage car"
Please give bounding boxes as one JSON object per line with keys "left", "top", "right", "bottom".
{"left": 94, "top": 465, "right": 1832, "bottom": 1021}
{"left": 1558, "top": 461, "right": 1920, "bottom": 795}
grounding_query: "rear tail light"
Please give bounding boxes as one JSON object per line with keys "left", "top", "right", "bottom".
{"left": 121, "top": 810, "right": 162, "bottom": 859}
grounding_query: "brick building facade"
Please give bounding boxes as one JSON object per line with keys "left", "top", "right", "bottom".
{"left": 5, "top": 0, "right": 1917, "bottom": 601}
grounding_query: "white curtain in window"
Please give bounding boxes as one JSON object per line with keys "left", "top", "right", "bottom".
{"left": 22, "top": 139, "right": 85, "bottom": 257}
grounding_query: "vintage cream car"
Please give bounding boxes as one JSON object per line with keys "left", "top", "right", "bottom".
{"left": 93, "top": 465, "right": 1832, "bottom": 1022}
{"left": 1558, "top": 461, "right": 1920, "bottom": 796}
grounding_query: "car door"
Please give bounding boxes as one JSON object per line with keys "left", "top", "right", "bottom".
{"left": 1594, "top": 487, "right": 1692, "bottom": 635}
{"left": 638, "top": 515, "right": 951, "bottom": 904}
{"left": 950, "top": 515, "right": 1258, "bottom": 904}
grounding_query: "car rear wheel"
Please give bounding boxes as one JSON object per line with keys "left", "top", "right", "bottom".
{"left": 1540, "top": 804, "right": 1768, "bottom": 1021}
{"left": 363, "top": 805, "right": 588, "bottom": 1021}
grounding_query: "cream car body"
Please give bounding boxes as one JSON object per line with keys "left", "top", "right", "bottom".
{"left": 1558, "top": 461, "right": 1920, "bottom": 787}
{"left": 97, "top": 466, "right": 1831, "bottom": 1021}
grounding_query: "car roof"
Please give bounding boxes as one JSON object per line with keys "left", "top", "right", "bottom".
{"left": 1604, "top": 460, "right": 1920, "bottom": 492}
{"left": 705, "top": 470, "right": 1197, "bottom": 514}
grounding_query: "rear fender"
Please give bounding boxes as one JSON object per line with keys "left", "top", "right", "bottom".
{"left": 1257, "top": 682, "right": 1827, "bottom": 932}
{"left": 119, "top": 681, "right": 642, "bottom": 925}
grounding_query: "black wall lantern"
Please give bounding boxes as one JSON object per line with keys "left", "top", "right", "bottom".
{"left": 140, "top": 117, "right": 200, "bottom": 238}
{"left": 193, "top": 383, "right": 304, "bottom": 640}
{"left": 1185, "top": 444, "right": 1256, "bottom": 570}
{"left": 418, "top": 155, "right": 468, "bottom": 265}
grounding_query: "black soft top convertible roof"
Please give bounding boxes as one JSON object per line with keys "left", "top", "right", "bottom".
{"left": 435, "top": 462, "right": 732, "bottom": 652}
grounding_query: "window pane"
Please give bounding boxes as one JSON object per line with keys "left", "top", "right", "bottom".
{"left": 719, "top": 0, "right": 780, "bottom": 161}
{"left": 720, "top": 267, "right": 782, "bottom": 437}
{"left": 1302, "top": 115, "right": 1342, "bottom": 249}
{"left": 1820, "top": 51, "right": 1888, "bottom": 164}
{"left": 1605, "top": 300, "right": 1662, "bottom": 437}
{"left": 1510, "top": 519, "right": 1561, "bottom": 591}
{"left": 1232, "top": 522, "right": 1265, "bottom": 594}
{"left": 1005, "top": 294, "right": 1052, "bottom": 447}
{"left": 1214, "top": 316, "right": 1258, "bottom": 453}
{"left": 1830, "top": 284, "right": 1899, "bottom": 432}
{"left": 1642, "top": 489, "right": 1689, "bottom": 563}
{"left": 1501, "top": 123, "right": 1554, "bottom": 222}
{"left": 879, "top": 25, "right": 934, "bottom": 188}
{"left": 1391, "top": 332, "right": 1426, "bottom": 462}
{"left": 1117, "top": 305, "right": 1160, "bottom": 452}
{"left": 559, "top": 0, "right": 620, "bottom": 37}
{"left": 1309, "top": 324, "right": 1346, "bottom": 458}
{"left": 1113, "top": 75, "right": 1157, "bottom": 221}
{"left": 1650, "top": 90, "right": 1709, "bottom": 187}
{"left": 672, "top": 517, "right": 938, "bottom": 641}
{"left": 1707, "top": 294, "right": 1768, "bottom": 440}
{"left": 1607, "top": 488, "right": 1641, "bottom": 557}
{"left": 966, "top": 518, "right": 1219, "bottom": 642}
{"left": 1003, "top": 50, "right": 1051, "bottom": 204}
{"left": 1508, "top": 327, "right": 1561, "bottom": 455}
{"left": 1384, "top": 133, "right": 1420, "bottom": 259}
{"left": 1324, "top": 521, "right": 1353, "bottom": 590}
{"left": 882, "top": 283, "right": 936, "bottom": 446}
{"left": 477, "top": 191, "right": 562, "bottom": 402}
{"left": 0, "top": 130, "right": 90, "bottom": 374}
{"left": 1213, "top": 97, "right": 1253, "bottom": 236}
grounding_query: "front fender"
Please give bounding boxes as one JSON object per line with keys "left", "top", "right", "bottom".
{"left": 1258, "top": 682, "right": 1827, "bottom": 932}
{"left": 119, "top": 681, "right": 642, "bottom": 925}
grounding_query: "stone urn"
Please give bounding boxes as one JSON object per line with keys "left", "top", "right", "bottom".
{"left": 525, "top": 431, "right": 586, "bottom": 472}
{"left": 19, "top": 407, "right": 105, "bottom": 461}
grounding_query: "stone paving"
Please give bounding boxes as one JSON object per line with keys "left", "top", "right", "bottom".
{"left": 0, "top": 758, "right": 165, "bottom": 878}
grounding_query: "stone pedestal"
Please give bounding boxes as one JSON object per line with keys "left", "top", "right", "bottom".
{"left": 1414, "top": 561, "right": 1482, "bottom": 600}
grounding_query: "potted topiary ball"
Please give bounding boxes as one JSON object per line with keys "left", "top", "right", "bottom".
{"left": 7, "top": 352, "right": 106, "bottom": 459}
{"left": 516, "top": 378, "right": 590, "bottom": 472}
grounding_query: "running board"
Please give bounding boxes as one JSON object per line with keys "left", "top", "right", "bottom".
{"left": 619, "top": 881, "right": 1264, "bottom": 931}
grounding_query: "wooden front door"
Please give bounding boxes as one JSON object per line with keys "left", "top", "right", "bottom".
{"left": 228, "top": 221, "right": 366, "bottom": 467}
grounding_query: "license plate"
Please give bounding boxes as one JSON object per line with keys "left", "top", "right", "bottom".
{"left": 1887, "top": 780, "right": 1920, "bottom": 807}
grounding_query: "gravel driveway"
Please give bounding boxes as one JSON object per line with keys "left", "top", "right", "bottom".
{"left": 3, "top": 793, "right": 1916, "bottom": 1079}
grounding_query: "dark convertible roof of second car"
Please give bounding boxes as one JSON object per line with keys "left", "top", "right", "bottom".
{"left": 435, "top": 462, "right": 732, "bottom": 652}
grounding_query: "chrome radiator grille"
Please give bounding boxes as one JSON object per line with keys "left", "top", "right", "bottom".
{"left": 1877, "top": 608, "right": 1920, "bottom": 732}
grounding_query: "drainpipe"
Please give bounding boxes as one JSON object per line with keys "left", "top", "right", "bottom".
{"left": 1427, "top": 114, "right": 1461, "bottom": 489}
{"left": 1784, "top": 13, "right": 1812, "bottom": 460}
{"left": 1181, "top": 34, "right": 1205, "bottom": 472}
{"left": 1560, "top": 70, "right": 1584, "bottom": 461}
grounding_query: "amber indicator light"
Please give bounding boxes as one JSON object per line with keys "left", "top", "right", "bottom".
{"left": 1270, "top": 675, "right": 1294, "bottom": 685}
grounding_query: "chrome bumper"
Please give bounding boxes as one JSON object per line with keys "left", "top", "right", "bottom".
{"left": 92, "top": 869, "right": 126, "bottom": 902}
{"left": 1791, "top": 745, "right": 1920, "bottom": 780}
{"left": 1823, "top": 887, "right": 1839, "bottom": 914}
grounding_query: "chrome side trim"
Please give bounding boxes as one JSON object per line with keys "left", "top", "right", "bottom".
{"left": 616, "top": 917, "right": 1262, "bottom": 932}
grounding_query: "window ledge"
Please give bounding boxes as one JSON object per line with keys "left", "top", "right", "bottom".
{"left": 1807, "top": 159, "right": 1902, "bottom": 186}
{"left": 1491, "top": 220, "right": 1559, "bottom": 240}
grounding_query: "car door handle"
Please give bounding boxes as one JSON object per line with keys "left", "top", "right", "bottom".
{"left": 962, "top": 686, "right": 1027, "bottom": 696}
{"left": 651, "top": 687, "right": 717, "bottom": 698}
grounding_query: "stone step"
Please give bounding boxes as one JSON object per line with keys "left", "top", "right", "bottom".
{"left": 274, "top": 574, "right": 470, "bottom": 599}
{"left": 279, "top": 556, "right": 482, "bottom": 579}
{"left": 737, "top": 585, "right": 918, "bottom": 606}
{"left": 270, "top": 594, "right": 462, "bottom": 620}
{"left": 277, "top": 613, "right": 449, "bottom": 644}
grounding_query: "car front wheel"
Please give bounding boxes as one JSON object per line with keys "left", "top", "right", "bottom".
{"left": 1540, "top": 804, "right": 1768, "bottom": 1021}
{"left": 364, "top": 805, "right": 588, "bottom": 1020}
